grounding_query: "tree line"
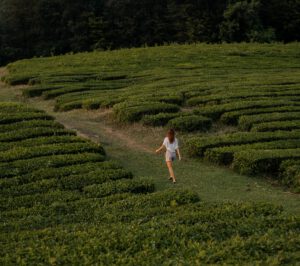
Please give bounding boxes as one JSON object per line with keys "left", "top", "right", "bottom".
{"left": 0, "top": 0, "right": 299, "bottom": 65}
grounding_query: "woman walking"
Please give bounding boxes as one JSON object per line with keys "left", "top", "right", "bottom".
{"left": 156, "top": 129, "right": 181, "bottom": 183}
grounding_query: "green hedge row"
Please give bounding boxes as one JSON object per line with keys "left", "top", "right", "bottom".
{"left": 187, "top": 131, "right": 300, "bottom": 157}
{"left": 232, "top": 148, "right": 300, "bottom": 176}
{"left": 251, "top": 120, "right": 300, "bottom": 132}
{"left": 0, "top": 189, "right": 199, "bottom": 231}
{"left": 0, "top": 127, "right": 75, "bottom": 143}
{"left": 0, "top": 169, "right": 132, "bottom": 197}
{"left": 204, "top": 139, "right": 300, "bottom": 165}
{"left": 280, "top": 160, "right": 300, "bottom": 192}
{"left": 3, "top": 73, "right": 34, "bottom": 85}
{"left": 22, "top": 85, "right": 63, "bottom": 97}
{"left": 0, "top": 190, "right": 82, "bottom": 211}
{"left": 113, "top": 101, "right": 180, "bottom": 122}
{"left": 168, "top": 115, "right": 212, "bottom": 132}
{"left": 0, "top": 135, "right": 87, "bottom": 152}
{"left": 193, "top": 100, "right": 300, "bottom": 120}
{"left": 84, "top": 178, "right": 155, "bottom": 198}
{"left": 0, "top": 152, "right": 105, "bottom": 178}
{"left": 0, "top": 119, "right": 63, "bottom": 133}
{"left": 141, "top": 112, "right": 181, "bottom": 126}
{"left": 1, "top": 189, "right": 200, "bottom": 223}
{"left": 0, "top": 112, "right": 53, "bottom": 125}
{"left": 0, "top": 102, "right": 44, "bottom": 113}
{"left": 0, "top": 142, "right": 105, "bottom": 163}
{"left": 221, "top": 106, "right": 300, "bottom": 125}
{"left": 60, "top": 169, "right": 133, "bottom": 191}
{"left": 238, "top": 112, "right": 300, "bottom": 131}
{"left": 1, "top": 202, "right": 299, "bottom": 265}
{"left": 0, "top": 161, "right": 121, "bottom": 189}
{"left": 186, "top": 89, "right": 300, "bottom": 106}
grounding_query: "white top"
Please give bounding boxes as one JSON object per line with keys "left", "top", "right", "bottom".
{"left": 163, "top": 137, "right": 179, "bottom": 153}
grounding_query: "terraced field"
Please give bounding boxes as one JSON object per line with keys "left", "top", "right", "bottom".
{"left": 4, "top": 43, "right": 300, "bottom": 191}
{"left": 1, "top": 102, "right": 300, "bottom": 264}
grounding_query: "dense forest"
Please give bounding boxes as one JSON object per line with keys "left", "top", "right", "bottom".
{"left": 0, "top": 0, "right": 299, "bottom": 65}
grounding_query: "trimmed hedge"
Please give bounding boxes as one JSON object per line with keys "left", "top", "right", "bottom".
{"left": 0, "top": 161, "right": 122, "bottom": 189}
{"left": 83, "top": 178, "right": 155, "bottom": 198}
{"left": 232, "top": 148, "right": 300, "bottom": 176}
{"left": 251, "top": 120, "right": 300, "bottom": 132}
{"left": 187, "top": 131, "right": 300, "bottom": 157}
{"left": 187, "top": 90, "right": 300, "bottom": 106}
{"left": 0, "top": 153, "right": 105, "bottom": 178}
{"left": 0, "top": 142, "right": 105, "bottom": 163}
{"left": 280, "top": 160, "right": 300, "bottom": 192}
{"left": 0, "top": 169, "right": 132, "bottom": 197}
{"left": 238, "top": 112, "right": 300, "bottom": 131}
{"left": 0, "top": 190, "right": 82, "bottom": 211}
{"left": 113, "top": 101, "right": 180, "bottom": 122}
{"left": 221, "top": 106, "right": 300, "bottom": 125}
{"left": 22, "top": 85, "right": 63, "bottom": 97}
{"left": 0, "top": 103, "right": 44, "bottom": 113}
{"left": 0, "top": 135, "right": 87, "bottom": 152}
{"left": 0, "top": 119, "right": 63, "bottom": 133}
{"left": 60, "top": 169, "right": 133, "bottom": 190}
{"left": 204, "top": 139, "right": 300, "bottom": 165}
{"left": 194, "top": 100, "right": 300, "bottom": 120}
{"left": 0, "top": 112, "right": 53, "bottom": 124}
{"left": 142, "top": 112, "right": 181, "bottom": 126}
{"left": 168, "top": 115, "right": 212, "bottom": 132}
{"left": 0, "top": 127, "right": 75, "bottom": 143}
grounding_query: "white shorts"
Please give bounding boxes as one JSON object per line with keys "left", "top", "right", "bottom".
{"left": 166, "top": 151, "right": 176, "bottom": 162}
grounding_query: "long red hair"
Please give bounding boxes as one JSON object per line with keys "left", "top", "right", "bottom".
{"left": 167, "top": 129, "right": 175, "bottom": 144}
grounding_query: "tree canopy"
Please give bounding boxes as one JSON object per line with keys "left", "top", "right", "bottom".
{"left": 0, "top": 0, "right": 299, "bottom": 65}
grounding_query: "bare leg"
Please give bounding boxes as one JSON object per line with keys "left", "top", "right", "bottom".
{"left": 166, "top": 161, "right": 176, "bottom": 182}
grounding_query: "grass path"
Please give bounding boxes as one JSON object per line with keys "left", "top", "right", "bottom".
{"left": 0, "top": 67, "right": 299, "bottom": 214}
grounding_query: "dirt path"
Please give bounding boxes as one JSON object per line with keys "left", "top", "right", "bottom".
{"left": 58, "top": 111, "right": 154, "bottom": 154}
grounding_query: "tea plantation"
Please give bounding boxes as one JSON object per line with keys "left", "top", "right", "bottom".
{"left": 0, "top": 102, "right": 300, "bottom": 264}
{"left": 4, "top": 43, "right": 300, "bottom": 191}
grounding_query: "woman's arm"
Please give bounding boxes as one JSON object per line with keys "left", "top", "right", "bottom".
{"left": 156, "top": 145, "right": 165, "bottom": 153}
{"left": 176, "top": 148, "right": 182, "bottom": 161}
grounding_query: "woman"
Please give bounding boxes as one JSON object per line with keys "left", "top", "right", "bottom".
{"left": 156, "top": 129, "right": 181, "bottom": 183}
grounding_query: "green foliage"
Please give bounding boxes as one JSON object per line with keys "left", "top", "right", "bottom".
{"left": 280, "top": 160, "right": 300, "bottom": 192}
{"left": 251, "top": 120, "right": 300, "bottom": 132}
{"left": 238, "top": 112, "right": 300, "bottom": 130}
{"left": 142, "top": 112, "right": 182, "bottom": 126}
{"left": 113, "top": 101, "right": 180, "bottom": 123}
{"left": 232, "top": 148, "right": 300, "bottom": 176}
{"left": 187, "top": 131, "right": 300, "bottom": 157}
{"left": 84, "top": 178, "right": 155, "bottom": 198}
{"left": 193, "top": 100, "right": 300, "bottom": 120}
{"left": 1, "top": 102, "right": 300, "bottom": 264}
{"left": 168, "top": 115, "right": 212, "bottom": 132}
{"left": 204, "top": 139, "right": 300, "bottom": 166}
